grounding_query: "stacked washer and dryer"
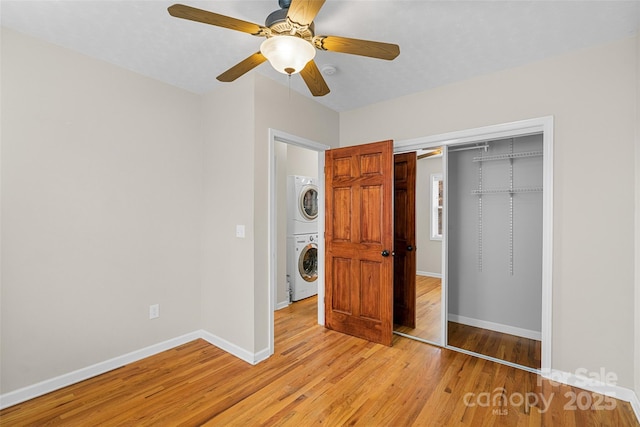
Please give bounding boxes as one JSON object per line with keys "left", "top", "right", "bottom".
{"left": 287, "top": 175, "right": 319, "bottom": 302}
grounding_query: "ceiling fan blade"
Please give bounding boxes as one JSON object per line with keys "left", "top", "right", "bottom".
{"left": 168, "top": 4, "right": 267, "bottom": 36}
{"left": 300, "top": 60, "right": 330, "bottom": 97}
{"left": 217, "top": 52, "right": 268, "bottom": 82}
{"left": 417, "top": 149, "right": 442, "bottom": 160}
{"left": 286, "top": 0, "right": 325, "bottom": 27}
{"left": 313, "top": 36, "right": 400, "bottom": 60}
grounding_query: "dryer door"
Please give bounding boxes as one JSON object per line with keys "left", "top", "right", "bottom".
{"left": 298, "top": 243, "right": 318, "bottom": 282}
{"left": 299, "top": 185, "right": 318, "bottom": 220}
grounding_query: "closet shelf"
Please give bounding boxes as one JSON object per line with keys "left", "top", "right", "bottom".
{"left": 472, "top": 150, "right": 543, "bottom": 162}
{"left": 471, "top": 187, "right": 543, "bottom": 195}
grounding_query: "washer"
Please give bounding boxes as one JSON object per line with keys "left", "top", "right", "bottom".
{"left": 287, "top": 233, "right": 319, "bottom": 301}
{"left": 287, "top": 175, "right": 318, "bottom": 235}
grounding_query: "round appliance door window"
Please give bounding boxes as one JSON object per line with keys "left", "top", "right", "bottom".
{"left": 299, "top": 185, "right": 318, "bottom": 220}
{"left": 298, "top": 243, "right": 318, "bottom": 282}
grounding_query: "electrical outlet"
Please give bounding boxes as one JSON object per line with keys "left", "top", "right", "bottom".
{"left": 149, "top": 304, "right": 160, "bottom": 319}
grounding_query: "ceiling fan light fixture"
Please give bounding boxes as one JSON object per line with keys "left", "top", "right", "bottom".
{"left": 260, "top": 35, "right": 316, "bottom": 75}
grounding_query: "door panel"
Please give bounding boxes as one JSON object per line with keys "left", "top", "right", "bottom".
{"left": 332, "top": 187, "right": 352, "bottom": 241}
{"left": 361, "top": 186, "right": 382, "bottom": 242}
{"left": 331, "top": 257, "right": 352, "bottom": 313}
{"left": 325, "top": 140, "right": 394, "bottom": 346}
{"left": 360, "top": 260, "right": 382, "bottom": 319}
{"left": 394, "top": 152, "right": 417, "bottom": 328}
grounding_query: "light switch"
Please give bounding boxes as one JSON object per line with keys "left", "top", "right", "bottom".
{"left": 236, "top": 225, "right": 245, "bottom": 238}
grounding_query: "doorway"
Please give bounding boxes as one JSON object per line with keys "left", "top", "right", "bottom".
{"left": 277, "top": 148, "right": 319, "bottom": 308}
{"left": 394, "top": 117, "right": 553, "bottom": 373}
{"left": 446, "top": 134, "right": 543, "bottom": 370}
{"left": 268, "top": 129, "right": 330, "bottom": 357}
{"left": 393, "top": 148, "right": 444, "bottom": 346}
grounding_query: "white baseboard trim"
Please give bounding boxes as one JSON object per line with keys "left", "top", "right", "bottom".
{"left": 448, "top": 313, "right": 542, "bottom": 341}
{"left": 417, "top": 270, "right": 442, "bottom": 278}
{"left": 275, "top": 300, "right": 290, "bottom": 310}
{"left": 0, "top": 329, "right": 272, "bottom": 410}
{"left": 0, "top": 331, "right": 201, "bottom": 410}
{"left": 631, "top": 393, "right": 640, "bottom": 424}
{"left": 254, "top": 347, "right": 272, "bottom": 365}
{"left": 543, "top": 369, "right": 640, "bottom": 423}
{"left": 199, "top": 330, "right": 268, "bottom": 365}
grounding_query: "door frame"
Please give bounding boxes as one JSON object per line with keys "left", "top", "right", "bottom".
{"left": 267, "top": 129, "right": 330, "bottom": 356}
{"left": 394, "top": 116, "right": 554, "bottom": 374}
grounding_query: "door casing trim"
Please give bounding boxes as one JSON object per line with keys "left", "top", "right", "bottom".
{"left": 267, "top": 129, "right": 329, "bottom": 357}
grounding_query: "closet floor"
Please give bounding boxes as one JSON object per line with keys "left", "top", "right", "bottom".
{"left": 448, "top": 321, "right": 542, "bottom": 369}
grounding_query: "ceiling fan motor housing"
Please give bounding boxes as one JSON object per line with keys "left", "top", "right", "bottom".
{"left": 265, "top": 7, "right": 315, "bottom": 39}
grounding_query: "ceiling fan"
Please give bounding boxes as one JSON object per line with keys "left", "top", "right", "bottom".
{"left": 168, "top": 0, "right": 400, "bottom": 97}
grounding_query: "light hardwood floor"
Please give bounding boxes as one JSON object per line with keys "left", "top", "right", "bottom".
{"left": 395, "top": 276, "right": 541, "bottom": 370}
{"left": 448, "top": 322, "right": 541, "bottom": 370}
{"left": 394, "top": 275, "right": 442, "bottom": 343}
{"left": 1, "top": 296, "right": 638, "bottom": 426}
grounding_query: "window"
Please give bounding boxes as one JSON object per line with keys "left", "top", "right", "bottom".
{"left": 431, "top": 173, "right": 443, "bottom": 240}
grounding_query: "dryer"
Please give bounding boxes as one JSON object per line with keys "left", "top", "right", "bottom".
{"left": 287, "top": 233, "right": 319, "bottom": 301}
{"left": 287, "top": 175, "right": 318, "bottom": 235}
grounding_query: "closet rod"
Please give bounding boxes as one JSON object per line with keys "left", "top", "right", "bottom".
{"left": 448, "top": 144, "right": 489, "bottom": 153}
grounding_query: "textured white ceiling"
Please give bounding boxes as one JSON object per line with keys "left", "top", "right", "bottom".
{"left": 2, "top": 0, "right": 639, "bottom": 112}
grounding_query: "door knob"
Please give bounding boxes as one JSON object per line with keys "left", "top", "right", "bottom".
{"left": 407, "top": 245, "right": 414, "bottom": 251}
{"left": 381, "top": 250, "right": 390, "bottom": 257}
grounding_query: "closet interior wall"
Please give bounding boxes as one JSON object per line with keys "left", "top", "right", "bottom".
{"left": 447, "top": 134, "right": 544, "bottom": 339}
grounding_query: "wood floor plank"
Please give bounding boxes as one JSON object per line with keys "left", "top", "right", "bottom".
{"left": 1, "top": 295, "right": 638, "bottom": 426}
{"left": 394, "top": 275, "right": 442, "bottom": 342}
{"left": 448, "top": 321, "right": 542, "bottom": 370}
{"left": 396, "top": 276, "right": 541, "bottom": 371}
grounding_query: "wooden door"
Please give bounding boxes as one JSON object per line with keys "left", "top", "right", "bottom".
{"left": 393, "top": 152, "right": 417, "bottom": 328}
{"left": 325, "top": 140, "right": 394, "bottom": 346}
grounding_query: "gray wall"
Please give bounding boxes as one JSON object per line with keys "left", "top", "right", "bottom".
{"left": 447, "top": 135, "right": 543, "bottom": 334}
{"left": 1, "top": 28, "right": 204, "bottom": 392}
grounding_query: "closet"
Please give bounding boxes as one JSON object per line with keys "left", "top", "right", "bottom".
{"left": 447, "top": 134, "right": 543, "bottom": 368}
